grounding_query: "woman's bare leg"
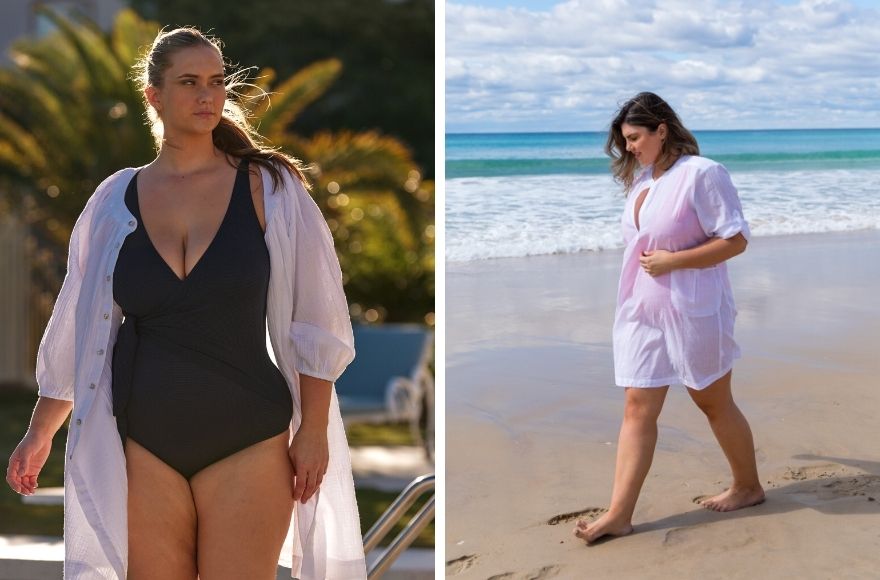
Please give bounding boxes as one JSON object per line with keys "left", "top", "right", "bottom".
{"left": 125, "top": 439, "right": 199, "bottom": 580}
{"left": 574, "top": 385, "right": 669, "bottom": 543}
{"left": 189, "top": 430, "right": 294, "bottom": 580}
{"left": 687, "top": 370, "right": 765, "bottom": 511}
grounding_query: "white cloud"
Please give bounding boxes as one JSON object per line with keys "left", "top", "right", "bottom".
{"left": 446, "top": 0, "right": 880, "bottom": 131}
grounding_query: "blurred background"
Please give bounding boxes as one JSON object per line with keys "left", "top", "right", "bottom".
{"left": 0, "top": 1, "right": 434, "bottom": 577}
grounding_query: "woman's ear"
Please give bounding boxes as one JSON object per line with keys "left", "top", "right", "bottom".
{"left": 145, "top": 86, "right": 162, "bottom": 113}
{"left": 658, "top": 122, "right": 668, "bottom": 142}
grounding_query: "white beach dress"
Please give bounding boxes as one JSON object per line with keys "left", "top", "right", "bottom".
{"left": 34, "top": 163, "right": 367, "bottom": 579}
{"left": 612, "top": 155, "right": 750, "bottom": 389}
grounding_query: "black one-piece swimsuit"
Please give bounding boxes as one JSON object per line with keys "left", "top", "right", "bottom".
{"left": 111, "top": 158, "right": 292, "bottom": 479}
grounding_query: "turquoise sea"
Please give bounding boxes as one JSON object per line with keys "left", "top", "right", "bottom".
{"left": 446, "top": 129, "right": 880, "bottom": 261}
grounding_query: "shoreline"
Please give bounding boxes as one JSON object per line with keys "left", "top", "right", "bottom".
{"left": 446, "top": 226, "right": 880, "bottom": 268}
{"left": 446, "top": 228, "right": 880, "bottom": 578}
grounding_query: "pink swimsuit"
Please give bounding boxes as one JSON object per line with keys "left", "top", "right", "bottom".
{"left": 612, "top": 155, "right": 750, "bottom": 389}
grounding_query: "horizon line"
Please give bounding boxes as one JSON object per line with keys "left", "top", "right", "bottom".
{"left": 446, "top": 127, "right": 880, "bottom": 136}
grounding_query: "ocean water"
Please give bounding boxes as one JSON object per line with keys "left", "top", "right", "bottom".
{"left": 446, "top": 129, "right": 880, "bottom": 262}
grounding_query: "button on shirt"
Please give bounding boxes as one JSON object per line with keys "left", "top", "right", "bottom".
{"left": 34, "top": 163, "right": 364, "bottom": 579}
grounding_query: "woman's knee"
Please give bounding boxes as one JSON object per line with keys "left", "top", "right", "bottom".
{"left": 623, "top": 387, "right": 667, "bottom": 423}
{"left": 693, "top": 396, "right": 737, "bottom": 420}
{"left": 687, "top": 374, "right": 735, "bottom": 419}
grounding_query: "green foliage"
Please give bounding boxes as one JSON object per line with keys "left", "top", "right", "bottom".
{"left": 0, "top": 7, "right": 433, "bottom": 323}
{"left": 0, "top": 7, "right": 157, "bottom": 243}
{"left": 346, "top": 422, "right": 416, "bottom": 447}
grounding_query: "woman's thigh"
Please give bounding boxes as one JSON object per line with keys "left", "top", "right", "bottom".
{"left": 125, "top": 438, "right": 198, "bottom": 580}
{"left": 189, "top": 430, "right": 294, "bottom": 580}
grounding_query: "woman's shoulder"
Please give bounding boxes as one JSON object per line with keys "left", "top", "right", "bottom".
{"left": 249, "top": 157, "right": 310, "bottom": 194}
{"left": 678, "top": 155, "right": 732, "bottom": 184}
{"left": 679, "top": 154, "right": 729, "bottom": 174}
{"left": 83, "top": 167, "right": 140, "bottom": 215}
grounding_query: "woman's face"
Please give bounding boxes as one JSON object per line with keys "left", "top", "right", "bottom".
{"left": 146, "top": 45, "right": 226, "bottom": 138}
{"left": 621, "top": 122, "right": 666, "bottom": 167}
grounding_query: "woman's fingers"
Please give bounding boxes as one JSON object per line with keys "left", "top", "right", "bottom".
{"left": 6, "top": 456, "right": 35, "bottom": 495}
{"left": 293, "top": 463, "right": 328, "bottom": 503}
{"left": 5, "top": 456, "right": 22, "bottom": 493}
{"left": 292, "top": 468, "right": 305, "bottom": 501}
{"left": 301, "top": 471, "right": 317, "bottom": 503}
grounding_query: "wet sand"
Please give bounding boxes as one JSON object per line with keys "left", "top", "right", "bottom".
{"left": 446, "top": 230, "right": 880, "bottom": 579}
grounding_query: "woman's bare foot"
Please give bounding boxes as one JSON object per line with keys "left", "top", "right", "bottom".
{"left": 699, "top": 485, "right": 765, "bottom": 512}
{"left": 572, "top": 512, "right": 633, "bottom": 544}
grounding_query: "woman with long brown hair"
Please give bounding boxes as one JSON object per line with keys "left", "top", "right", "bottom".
{"left": 6, "top": 27, "right": 365, "bottom": 579}
{"left": 574, "top": 92, "right": 765, "bottom": 544}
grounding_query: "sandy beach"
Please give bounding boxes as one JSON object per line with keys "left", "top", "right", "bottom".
{"left": 446, "top": 229, "right": 880, "bottom": 579}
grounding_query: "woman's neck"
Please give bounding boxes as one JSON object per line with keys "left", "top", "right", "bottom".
{"left": 154, "top": 134, "right": 224, "bottom": 177}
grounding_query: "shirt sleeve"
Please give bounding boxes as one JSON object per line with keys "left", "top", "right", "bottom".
{"left": 34, "top": 198, "right": 94, "bottom": 401}
{"left": 694, "top": 162, "right": 751, "bottom": 241}
{"left": 285, "top": 170, "right": 355, "bottom": 382}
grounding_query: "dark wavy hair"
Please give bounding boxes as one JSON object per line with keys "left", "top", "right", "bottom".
{"left": 605, "top": 92, "right": 699, "bottom": 194}
{"left": 131, "top": 26, "right": 311, "bottom": 191}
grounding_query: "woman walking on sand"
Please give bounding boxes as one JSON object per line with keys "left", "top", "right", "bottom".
{"left": 574, "top": 92, "right": 765, "bottom": 544}
{"left": 5, "top": 27, "right": 366, "bottom": 579}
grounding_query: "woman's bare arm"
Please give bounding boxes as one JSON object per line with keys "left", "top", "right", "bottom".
{"left": 28, "top": 396, "right": 73, "bottom": 439}
{"left": 288, "top": 374, "right": 332, "bottom": 503}
{"left": 640, "top": 233, "right": 748, "bottom": 277}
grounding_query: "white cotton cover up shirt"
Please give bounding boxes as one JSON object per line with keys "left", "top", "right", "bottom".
{"left": 34, "top": 162, "right": 367, "bottom": 579}
{"left": 612, "top": 155, "right": 750, "bottom": 390}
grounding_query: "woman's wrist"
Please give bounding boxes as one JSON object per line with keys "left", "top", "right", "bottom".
{"left": 298, "top": 415, "right": 329, "bottom": 433}
{"left": 667, "top": 250, "right": 685, "bottom": 271}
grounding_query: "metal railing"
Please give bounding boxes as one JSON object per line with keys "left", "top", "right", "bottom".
{"left": 363, "top": 473, "right": 435, "bottom": 579}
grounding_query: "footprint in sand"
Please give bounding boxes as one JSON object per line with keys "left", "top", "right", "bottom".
{"left": 757, "top": 463, "right": 880, "bottom": 504}
{"left": 488, "top": 565, "right": 561, "bottom": 580}
{"left": 546, "top": 507, "right": 607, "bottom": 525}
{"left": 782, "top": 463, "right": 844, "bottom": 481}
{"left": 663, "top": 524, "right": 755, "bottom": 550}
{"left": 795, "top": 474, "right": 880, "bottom": 501}
{"left": 447, "top": 554, "right": 478, "bottom": 575}
{"left": 524, "top": 565, "right": 561, "bottom": 579}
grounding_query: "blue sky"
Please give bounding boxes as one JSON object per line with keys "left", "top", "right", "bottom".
{"left": 446, "top": 0, "right": 880, "bottom": 133}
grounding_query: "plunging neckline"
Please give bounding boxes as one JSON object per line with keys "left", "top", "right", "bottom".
{"left": 632, "top": 157, "right": 684, "bottom": 232}
{"left": 633, "top": 178, "right": 654, "bottom": 232}
{"left": 132, "top": 167, "right": 239, "bottom": 283}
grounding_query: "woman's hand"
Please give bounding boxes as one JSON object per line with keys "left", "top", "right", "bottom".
{"left": 288, "top": 423, "right": 329, "bottom": 503}
{"left": 6, "top": 431, "right": 53, "bottom": 495}
{"left": 639, "top": 249, "right": 677, "bottom": 277}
